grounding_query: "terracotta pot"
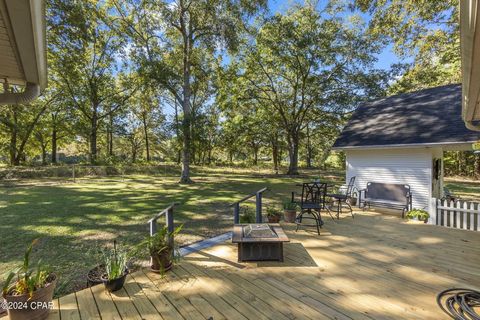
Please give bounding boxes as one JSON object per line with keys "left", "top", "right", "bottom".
{"left": 267, "top": 215, "right": 281, "bottom": 223}
{"left": 284, "top": 209, "right": 297, "bottom": 223}
{"left": 150, "top": 249, "right": 173, "bottom": 273}
{"left": 102, "top": 269, "right": 128, "bottom": 292}
{"left": 4, "top": 274, "right": 57, "bottom": 320}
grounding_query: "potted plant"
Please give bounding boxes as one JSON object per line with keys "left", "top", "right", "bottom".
{"left": 239, "top": 206, "right": 256, "bottom": 223}
{"left": 406, "top": 209, "right": 430, "bottom": 223}
{"left": 2, "top": 239, "right": 57, "bottom": 320}
{"left": 86, "top": 264, "right": 105, "bottom": 287}
{"left": 266, "top": 206, "right": 282, "bottom": 223}
{"left": 101, "top": 240, "right": 128, "bottom": 292}
{"left": 134, "top": 225, "right": 182, "bottom": 274}
{"left": 283, "top": 200, "right": 297, "bottom": 223}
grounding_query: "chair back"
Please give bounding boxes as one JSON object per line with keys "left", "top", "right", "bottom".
{"left": 346, "top": 176, "right": 356, "bottom": 197}
{"left": 365, "top": 182, "right": 410, "bottom": 202}
{"left": 301, "top": 182, "right": 327, "bottom": 208}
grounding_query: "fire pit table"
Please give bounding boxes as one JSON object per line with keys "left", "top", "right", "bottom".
{"left": 232, "top": 224, "right": 289, "bottom": 262}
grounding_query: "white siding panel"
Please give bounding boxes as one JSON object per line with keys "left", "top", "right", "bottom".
{"left": 346, "top": 149, "right": 432, "bottom": 210}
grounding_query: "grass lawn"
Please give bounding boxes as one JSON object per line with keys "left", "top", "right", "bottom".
{"left": 1, "top": 167, "right": 479, "bottom": 297}
{"left": 0, "top": 167, "right": 342, "bottom": 296}
{"left": 445, "top": 176, "right": 480, "bottom": 202}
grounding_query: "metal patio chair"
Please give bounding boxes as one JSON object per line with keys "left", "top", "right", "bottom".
{"left": 327, "top": 176, "right": 356, "bottom": 219}
{"left": 292, "top": 182, "right": 327, "bottom": 235}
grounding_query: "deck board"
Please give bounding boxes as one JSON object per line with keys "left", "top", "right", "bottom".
{"left": 47, "top": 212, "right": 480, "bottom": 320}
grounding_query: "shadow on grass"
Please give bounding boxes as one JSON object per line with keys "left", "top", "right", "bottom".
{"left": 0, "top": 169, "right": 344, "bottom": 296}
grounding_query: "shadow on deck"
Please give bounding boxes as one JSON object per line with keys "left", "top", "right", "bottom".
{"left": 47, "top": 211, "right": 480, "bottom": 320}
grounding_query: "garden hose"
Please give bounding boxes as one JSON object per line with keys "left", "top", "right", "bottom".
{"left": 437, "top": 288, "right": 480, "bottom": 320}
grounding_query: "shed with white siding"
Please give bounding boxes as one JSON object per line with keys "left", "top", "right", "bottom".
{"left": 333, "top": 84, "right": 480, "bottom": 214}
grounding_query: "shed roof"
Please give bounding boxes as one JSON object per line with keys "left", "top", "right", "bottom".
{"left": 332, "top": 84, "right": 480, "bottom": 150}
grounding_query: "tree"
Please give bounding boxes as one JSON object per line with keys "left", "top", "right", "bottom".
{"left": 0, "top": 85, "right": 57, "bottom": 165}
{"left": 354, "top": 0, "right": 459, "bottom": 93}
{"left": 110, "top": 0, "right": 267, "bottom": 183}
{"left": 48, "top": 0, "right": 136, "bottom": 164}
{"left": 130, "top": 87, "right": 166, "bottom": 162}
{"left": 231, "top": 6, "right": 387, "bottom": 174}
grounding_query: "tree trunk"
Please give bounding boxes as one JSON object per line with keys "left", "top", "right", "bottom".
{"left": 179, "top": 16, "right": 193, "bottom": 183}
{"left": 9, "top": 106, "right": 18, "bottom": 166}
{"left": 90, "top": 113, "right": 98, "bottom": 164}
{"left": 271, "top": 137, "right": 279, "bottom": 174}
{"left": 306, "top": 124, "right": 312, "bottom": 168}
{"left": 41, "top": 143, "right": 47, "bottom": 165}
{"left": 107, "top": 113, "right": 113, "bottom": 157}
{"left": 131, "top": 143, "right": 137, "bottom": 163}
{"left": 174, "top": 100, "right": 181, "bottom": 164}
{"left": 287, "top": 131, "right": 299, "bottom": 175}
{"left": 142, "top": 112, "right": 150, "bottom": 162}
{"left": 180, "top": 107, "right": 192, "bottom": 183}
{"left": 51, "top": 123, "right": 57, "bottom": 164}
{"left": 320, "top": 147, "right": 332, "bottom": 170}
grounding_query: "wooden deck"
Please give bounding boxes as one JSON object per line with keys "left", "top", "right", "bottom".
{"left": 46, "top": 212, "right": 480, "bottom": 320}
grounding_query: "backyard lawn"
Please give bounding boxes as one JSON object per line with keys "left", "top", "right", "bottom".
{"left": 0, "top": 167, "right": 342, "bottom": 296}
{"left": 445, "top": 177, "right": 480, "bottom": 202}
{"left": 1, "top": 167, "right": 479, "bottom": 297}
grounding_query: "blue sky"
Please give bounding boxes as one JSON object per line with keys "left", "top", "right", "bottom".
{"left": 267, "top": 0, "right": 404, "bottom": 70}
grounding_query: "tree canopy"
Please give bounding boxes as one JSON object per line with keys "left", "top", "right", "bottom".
{"left": 0, "top": 0, "right": 473, "bottom": 178}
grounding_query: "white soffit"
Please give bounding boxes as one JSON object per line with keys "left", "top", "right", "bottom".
{"left": 461, "top": 0, "right": 480, "bottom": 130}
{"left": 0, "top": 0, "right": 46, "bottom": 90}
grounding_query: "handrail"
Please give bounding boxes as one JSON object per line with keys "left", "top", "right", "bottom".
{"left": 228, "top": 187, "right": 268, "bottom": 207}
{"left": 147, "top": 203, "right": 178, "bottom": 247}
{"left": 230, "top": 187, "right": 268, "bottom": 224}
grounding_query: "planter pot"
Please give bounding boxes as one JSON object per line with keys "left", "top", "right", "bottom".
{"left": 150, "top": 250, "right": 173, "bottom": 273}
{"left": 102, "top": 269, "right": 128, "bottom": 292}
{"left": 267, "top": 215, "right": 281, "bottom": 223}
{"left": 87, "top": 264, "right": 105, "bottom": 287}
{"left": 4, "top": 274, "right": 57, "bottom": 320}
{"left": 407, "top": 218, "right": 428, "bottom": 224}
{"left": 350, "top": 197, "right": 357, "bottom": 206}
{"left": 284, "top": 209, "right": 297, "bottom": 223}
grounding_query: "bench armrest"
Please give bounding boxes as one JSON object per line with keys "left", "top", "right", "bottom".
{"left": 405, "top": 191, "right": 413, "bottom": 210}
{"left": 358, "top": 189, "right": 367, "bottom": 207}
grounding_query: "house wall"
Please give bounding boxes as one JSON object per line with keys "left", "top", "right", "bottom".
{"left": 346, "top": 148, "right": 438, "bottom": 211}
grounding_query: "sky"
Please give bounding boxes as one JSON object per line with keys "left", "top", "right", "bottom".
{"left": 159, "top": 0, "right": 407, "bottom": 116}
{"left": 267, "top": 0, "right": 405, "bottom": 70}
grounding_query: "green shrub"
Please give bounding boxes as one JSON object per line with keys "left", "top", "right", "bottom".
{"left": 266, "top": 206, "right": 282, "bottom": 218}
{"left": 406, "top": 209, "right": 429, "bottom": 221}
{"left": 2, "top": 239, "right": 52, "bottom": 298}
{"left": 239, "top": 206, "right": 256, "bottom": 223}
{"left": 283, "top": 200, "right": 297, "bottom": 211}
{"left": 103, "top": 240, "right": 128, "bottom": 280}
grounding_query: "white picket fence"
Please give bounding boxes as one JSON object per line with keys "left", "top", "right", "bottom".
{"left": 430, "top": 198, "right": 480, "bottom": 231}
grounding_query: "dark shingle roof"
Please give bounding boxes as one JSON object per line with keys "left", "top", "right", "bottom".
{"left": 332, "top": 84, "right": 480, "bottom": 149}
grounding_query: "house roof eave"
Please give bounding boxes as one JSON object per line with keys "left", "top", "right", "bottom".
{"left": 0, "top": 0, "right": 46, "bottom": 103}
{"left": 461, "top": 0, "right": 480, "bottom": 130}
{"left": 332, "top": 141, "right": 478, "bottom": 151}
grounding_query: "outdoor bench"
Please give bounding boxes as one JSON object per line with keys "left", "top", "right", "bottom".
{"left": 359, "top": 182, "right": 412, "bottom": 217}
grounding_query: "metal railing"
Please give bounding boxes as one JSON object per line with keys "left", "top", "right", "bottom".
{"left": 147, "top": 203, "right": 177, "bottom": 247}
{"left": 229, "top": 187, "right": 268, "bottom": 224}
